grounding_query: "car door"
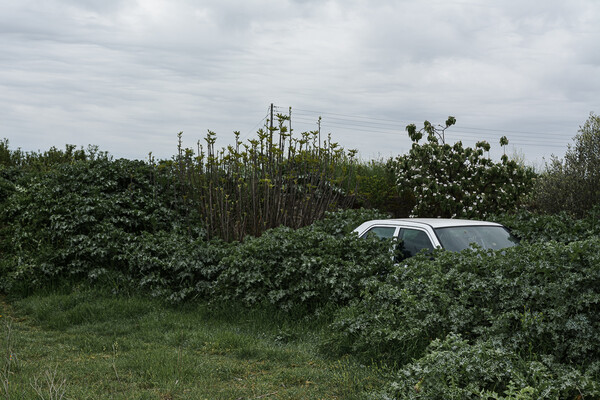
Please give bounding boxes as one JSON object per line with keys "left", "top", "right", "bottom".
{"left": 397, "top": 227, "right": 436, "bottom": 259}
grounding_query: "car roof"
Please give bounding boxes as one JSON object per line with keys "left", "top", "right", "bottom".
{"left": 355, "top": 218, "right": 503, "bottom": 230}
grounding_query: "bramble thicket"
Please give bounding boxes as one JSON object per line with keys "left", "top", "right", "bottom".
{"left": 1, "top": 113, "right": 600, "bottom": 399}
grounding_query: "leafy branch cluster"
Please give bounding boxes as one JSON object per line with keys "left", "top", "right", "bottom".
{"left": 169, "top": 115, "right": 358, "bottom": 241}
{"left": 0, "top": 158, "right": 210, "bottom": 296}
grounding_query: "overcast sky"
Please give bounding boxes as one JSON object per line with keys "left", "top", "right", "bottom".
{"left": 1, "top": 0, "right": 598, "bottom": 165}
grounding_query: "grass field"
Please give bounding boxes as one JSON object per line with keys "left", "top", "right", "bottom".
{"left": 1, "top": 290, "right": 385, "bottom": 400}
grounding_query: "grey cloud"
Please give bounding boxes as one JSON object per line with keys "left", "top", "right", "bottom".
{"left": 0, "top": 0, "right": 598, "bottom": 163}
{"left": 60, "top": 0, "right": 126, "bottom": 14}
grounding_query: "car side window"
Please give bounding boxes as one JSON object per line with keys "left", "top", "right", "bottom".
{"left": 361, "top": 226, "right": 396, "bottom": 240}
{"left": 398, "top": 228, "right": 434, "bottom": 258}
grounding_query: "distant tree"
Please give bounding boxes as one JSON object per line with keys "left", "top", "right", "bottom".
{"left": 532, "top": 112, "right": 600, "bottom": 216}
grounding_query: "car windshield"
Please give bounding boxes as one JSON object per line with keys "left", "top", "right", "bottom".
{"left": 434, "top": 225, "right": 519, "bottom": 252}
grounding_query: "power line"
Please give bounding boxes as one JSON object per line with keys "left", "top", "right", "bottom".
{"left": 281, "top": 105, "right": 571, "bottom": 139}
{"left": 291, "top": 107, "right": 413, "bottom": 125}
{"left": 262, "top": 103, "right": 575, "bottom": 156}
{"left": 447, "top": 130, "right": 569, "bottom": 144}
{"left": 290, "top": 117, "right": 570, "bottom": 146}
{"left": 240, "top": 108, "right": 270, "bottom": 141}
{"left": 294, "top": 113, "right": 401, "bottom": 129}
{"left": 270, "top": 105, "right": 572, "bottom": 148}
{"left": 452, "top": 125, "right": 568, "bottom": 137}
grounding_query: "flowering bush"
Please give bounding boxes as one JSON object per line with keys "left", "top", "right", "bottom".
{"left": 393, "top": 118, "right": 534, "bottom": 218}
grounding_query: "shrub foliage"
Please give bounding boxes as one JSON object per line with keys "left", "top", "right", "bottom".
{"left": 214, "top": 224, "right": 393, "bottom": 312}
{"left": 373, "top": 333, "right": 600, "bottom": 399}
{"left": 324, "top": 239, "right": 600, "bottom": 397}
{"left": 0, "top": 157, "right": 225, "bottom": 299}
{"left": 494, "top": 208, "right": 600, "bottom": 243}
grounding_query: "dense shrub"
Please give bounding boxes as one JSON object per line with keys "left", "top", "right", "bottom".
{"left": 392, "top": 118, "right": 535, "bottom": 218}
{"left": 214, "top": 224, "right": 394, "bottom": 313}
{"left": 207, "top": 207, "right": 392, "bottom": 313}
{"left": 120, "top": 231, "right": 230, "bottom": 303}
{"left": 323, "top": 239, "right": 600, "bottom": 377}
{"left": 0, "top": 132, "right": 390, "bottom": 305}
{"left": 3, "top": 135, "right": 600, "bottom": 396}
{"left": 373, "top": 334, "right": 600, "bottom": 399}
{"left": 0, "top": 158, "right": 217, "bottom": 297}
{"left": 0, "top": 169, "right": 16, "bottom": 204}
{"left": 495, "top": 208, "right": 600, "bottom": 243}
{"left": 349, "top": 159, "right": 413, "bottom": 217}
{"left": 532, "top": 112, "right": 600, "bottom": 216}
{"left": 0, "top": 151, "right": 389, "bottom": 307}
{"left": 0, "top": 140, "right": 104, "bottom": 206}
{"left": 1, "top": 138, "right": 104, "bottom": 169}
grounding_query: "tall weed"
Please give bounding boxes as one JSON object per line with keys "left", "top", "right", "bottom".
{"left": 172, "top": 121, "right": 358, "bottom": 241}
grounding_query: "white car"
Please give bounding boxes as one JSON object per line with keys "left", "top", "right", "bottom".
{"left": 353, "top": 218, "right": 518, "bottom": 258}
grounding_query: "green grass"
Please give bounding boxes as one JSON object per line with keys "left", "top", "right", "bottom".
{"left": 1, "top": 290, "right": 386, "bottom": 399}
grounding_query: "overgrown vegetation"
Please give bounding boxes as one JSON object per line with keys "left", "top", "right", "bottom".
{"left": 324, "top": 240, "right": 600, "bottom": 398}
{"left": 350, "top": 158, "right": 412, "bottom": 217}
{"left": 1, "top": 112, "right": 599, "bottom": 398}
{"left": 172, "top": 121, "right": 358, "bottom": 241}
{"left": 493, "top": 207, "right": 600, "bottom": 243}
{"left": 0, "top": 156, "right": 225, "bottom": 301}
{"left": 532, "top": 112, "right": 600, "bottom": 217}
{"left": 214, "top": 223, "right": 392, "bottom": 313}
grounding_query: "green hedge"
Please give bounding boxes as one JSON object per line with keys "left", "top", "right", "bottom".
{"left": 2, "top": 139, "right": 600, "bottom": 397}
{"left": 214, "top": 224, "right": 393, "bottom": 312}
{"left": 0, "top": 158, "right": 208, "bottom": 295}
{"left": 373, "top": 333, "right": 600, "bottom": 399}
{"left": 323, "top": 239, "right": 600, "bottom": 396}
{"left": 494, "top": 208, "right": 600, "bottom": 243}
{"left": 0, "top": 156, "right": 386, "bottom": 310}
